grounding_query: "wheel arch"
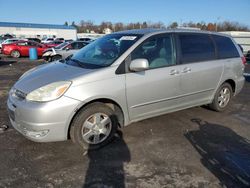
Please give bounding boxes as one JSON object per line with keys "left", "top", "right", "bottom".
{"left": 11, "top": 49, "right": 21, "bottom": 57}
{"left": 223, "top": 79, "right": 236, "bottom": 94}
{"left": 51, "top": 54, "right": 62, "bottom": 61}
{"left": 67, "top": 98, "right": 125, "bottom": 139}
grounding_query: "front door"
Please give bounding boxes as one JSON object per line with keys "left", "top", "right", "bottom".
{"left": 125, "top": 34, "right": 182, "bottom": 121}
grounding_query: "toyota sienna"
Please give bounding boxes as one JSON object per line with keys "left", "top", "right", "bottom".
{"left": 7, "top": 29, "right": 245, "bottom": 149}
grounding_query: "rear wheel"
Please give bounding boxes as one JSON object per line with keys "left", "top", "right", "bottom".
{"left": 11, "top": 50, "right": 20, "bottom": 58}
{"left": 70, "top": 102, "right": 118, "bottom": 150}
{"left": 209, "top": 83, "right": 233, "bottom": 112}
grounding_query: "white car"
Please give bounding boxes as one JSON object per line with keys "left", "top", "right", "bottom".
{"left": 0, "top": 38, "right": 19, "bottom": 49}
{"left": 41, "top": 38, "right": 54, "bottom": 44}
{"left": 42, "top": 41, "right": 88, "bottom": 62}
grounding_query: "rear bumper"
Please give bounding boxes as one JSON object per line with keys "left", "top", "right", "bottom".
{"left": 235, "top": 76, "right": 245, "bottom": 96}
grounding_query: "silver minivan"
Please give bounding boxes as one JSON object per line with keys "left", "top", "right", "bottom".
{"left": 7, "top": 29, "right": 245, "bottom": 149}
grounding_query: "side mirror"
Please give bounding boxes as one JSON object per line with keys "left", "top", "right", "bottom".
{"left": 65, "top": 47, "right": 70, "bottom": 51}
{"left": 129, "top": 58, "right": 149, "bottom": 72}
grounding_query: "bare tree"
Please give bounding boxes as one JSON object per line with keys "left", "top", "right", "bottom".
{"left": 168, "top": 22, "right": 178, "bottom": 29}
{"left": 74, "top": 20, "right": 249, "bottom": 34}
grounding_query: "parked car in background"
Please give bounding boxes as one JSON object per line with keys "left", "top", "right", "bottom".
{"left": 26, "top": 38, "right": 41, "bottom": 43}
{"left": 0, "top": 38, "right": 20, "bottom": 52}
{"left": 78, "top": 37, "right": 93, "bottom": 42}
{"left": 55, "top": 38, "right": 64, "bottom": 42}
{"left": 7, "top": 29, "right": 245, "bottom": 149}
{"left": 46, "top": 40, "right": 64, "bottom": 48}
{"left": 1, "top": 34, "right": 14, "bottom": 40}
{"left": 41, "top": 38, "right": 54, "bottom": 44}
{"left": 246, "top": 50, "right": 250, "bottom": 62}
{"left": 65, "top": 39, "right": 74, "bottom": 43}
{"left": 2, "top": 40, "right": 48, "bottom": 57}
{"left": 42, "top": 41, "right": 88, "bottom": 62}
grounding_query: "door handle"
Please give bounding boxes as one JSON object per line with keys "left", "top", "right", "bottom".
{"left": 170, "top": 69, "right": 179, "bottom": 75}
{"left": 182, "top": 67, "right": 191, "bottom": 73}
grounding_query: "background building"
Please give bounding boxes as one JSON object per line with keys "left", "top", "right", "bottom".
{"left": 77, "top": 33, "right": 104, "bottom": 40}
{"left": 0, "top": 22, "right": 77, "bottom": 40}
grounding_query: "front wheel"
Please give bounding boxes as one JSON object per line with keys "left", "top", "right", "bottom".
{"left": 51, "top": 55, "right": 62, "bottom": 62}
{"left": 11, "top": 50, "right": 20, "bottom": 58}
{"left": 209, "top": 83, "right": 233, "bottom": 112}
{"left": 70, "top": 102, "right": 118, "bottom": 150}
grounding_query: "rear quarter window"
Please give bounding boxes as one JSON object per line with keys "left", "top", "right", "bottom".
{"left": 179, "top": 33, "right": 216, "bottom": 63}
{"left": 213, "top": 35, "right": 240, "bottom": 59}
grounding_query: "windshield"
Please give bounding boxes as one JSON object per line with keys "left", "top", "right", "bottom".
{"left": 71, "top": 33, "right": 142, "bottom": 67}
{"left": 54, "top": 42, "right": 69, "bottom": 49}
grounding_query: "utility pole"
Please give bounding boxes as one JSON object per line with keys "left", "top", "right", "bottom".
{"left": 216, "top": 17, "right": 221, "bottom": 32}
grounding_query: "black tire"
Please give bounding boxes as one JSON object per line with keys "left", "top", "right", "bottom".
{"left": 11, "top": 50, "right": 20, "bottom": 58}
{"left": 51, "top": 55, "right": 62, "bottom": 62}
{"left": 70, "top": 102, "right": 118, "bottom": 150}
{"left": 209, "top": 83, "right": 233, "bottom": 112}
{"left": 42, "top": 56, "right": 49, "bottom": 61}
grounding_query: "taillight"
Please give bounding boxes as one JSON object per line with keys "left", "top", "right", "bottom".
{"left": 241, "top": 56, "right": 246, "bottom": 65}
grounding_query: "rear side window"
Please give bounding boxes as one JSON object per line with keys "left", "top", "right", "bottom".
{"left": 179, "top": 34, "right": 216, "bottom": 63}
{"left": 213, "top": 35, "right": 239, "bottom": 59}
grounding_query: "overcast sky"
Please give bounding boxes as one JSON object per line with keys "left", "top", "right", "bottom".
{"left": 0, "top": 0, "right": 249, "bottom": 26}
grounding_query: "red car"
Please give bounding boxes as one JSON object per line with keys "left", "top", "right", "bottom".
{"left": 46, "top": 40, "right": 64, "bottom": 48}
{"left": 2, "top": 40, "right": 48, "bottom": 58}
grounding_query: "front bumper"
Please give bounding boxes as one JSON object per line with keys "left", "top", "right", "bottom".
{"left": 7, "top": 95, "right": 81, "bottom": 142}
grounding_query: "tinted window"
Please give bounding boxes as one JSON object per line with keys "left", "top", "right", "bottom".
{"left": 71, "top": 42, "right": 78, "bottom": 49}
{"left": 213, "top": 35, "right": 239, "bottom": 58}
{"left": 179, "top": 34, "right": 216, "bottom": 63}
{"left": 28, "top": 41, "right": 40, "bottom": 47}
{"left": 55, "top": 41, "right": 62, "bottom": 44}
{"left": 131, "top": 34, "right": 176, "bottom": 69}
{"left": 77, "top": 42, "right": 86, "bottom": 49}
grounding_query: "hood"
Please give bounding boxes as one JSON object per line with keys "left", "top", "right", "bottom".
{"left": 14, "top": 62, "right": 95, "bottom": 93}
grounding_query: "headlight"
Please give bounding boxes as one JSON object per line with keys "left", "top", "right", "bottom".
{"left": 26, "top": 81, "right": 71, "bottom": 102}
{"left": 43, "top": 51, "right": 53, "bottom": 57}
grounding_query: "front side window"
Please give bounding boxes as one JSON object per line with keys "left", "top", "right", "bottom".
{"left": 131, "top": 34, "right": 176, "bottom": 69}
{"left": 71, "top": 34, "right": 142, "bottom": 67}
{"left": 179, "top": 34, "right": 216, "bottom": 63}
{"left": 213, "top": 35, "right": 239, "bottom": 59}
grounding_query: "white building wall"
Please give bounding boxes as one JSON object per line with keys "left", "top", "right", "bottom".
{"left": 77, "top": 33, "right": 104, "bottom": 39}
{"left": 0, "top": 27, "right": 77, "bottom": 40}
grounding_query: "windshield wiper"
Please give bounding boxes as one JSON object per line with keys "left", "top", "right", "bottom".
{"left": 67, "top": 58, "right": 105, "bottom": 69}
{"left": 69, "top": 58, "right": 86, "bottom": 68}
